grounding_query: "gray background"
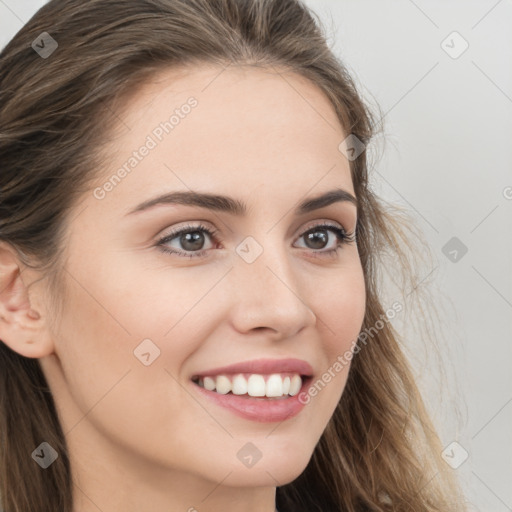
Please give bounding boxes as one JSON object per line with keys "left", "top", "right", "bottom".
{"left": 1, "top": 1, "right": 511, "bottom": 510}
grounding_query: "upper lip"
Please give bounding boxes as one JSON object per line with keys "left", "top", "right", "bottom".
{"left": 191, "top": 358, "right": 314, "bottom": 378}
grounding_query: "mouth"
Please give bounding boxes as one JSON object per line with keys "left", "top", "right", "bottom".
{"left": 188, "top": 357, "right": 314, "bottom": 422}
{"left": 191, "top": 372, "right": 311, "bottom": 400}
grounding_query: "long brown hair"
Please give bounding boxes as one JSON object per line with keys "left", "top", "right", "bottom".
{"left": 0, "top": 1, "right": 466, "bottom": 511}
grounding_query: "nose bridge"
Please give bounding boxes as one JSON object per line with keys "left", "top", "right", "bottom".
{"left": 228, "top": 231, "right": 316, "bottom": 336}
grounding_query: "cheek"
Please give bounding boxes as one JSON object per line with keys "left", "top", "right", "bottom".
{"left": 51, "top": 268, "right": 205, "bottom": 466}
{"left": 53, "top": 251, "right": 230, "bottom": 402}
{"left": 318, "top": 261, "right": 366, "bottom": 356}
{"left": 50, "top": 273, "right": 137, "bottom": 423}
{"left": 300, "top": 261, "right": 366, "bottom": 416}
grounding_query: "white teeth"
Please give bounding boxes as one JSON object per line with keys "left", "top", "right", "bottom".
{"left": 203, "top": 376, "right": 216, "bottom": 391}
{"left": 282, "top": 376, "right": 290, "bottom": 395}
{"left": 247, "top": 374, "right": 266, "bottom": 397}
{"left": 196, "top": 373, "right": 304, "bottom": 398}
{"left": 265, "top": 374, "right": 283, "bottom": 397}
{"left": 289, "top": 375, "right": 302, "bottom": 396}
{"left": 232, "top": 374, "right": 248, "bottom": 395}
{"left": 215, "top": 375, "right": 231, "bottom": 394}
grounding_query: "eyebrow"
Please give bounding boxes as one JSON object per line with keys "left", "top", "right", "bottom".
{"left": 125, "top": 187, "right": 358, "bottom": 217}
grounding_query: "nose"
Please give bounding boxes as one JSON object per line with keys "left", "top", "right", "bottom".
{"left": 227, "top": 241, "right": 317, "bottom": 339}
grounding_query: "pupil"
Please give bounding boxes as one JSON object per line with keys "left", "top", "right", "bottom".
{"left": 182, "top": 231, "right": 204, "bottom": 250}
{"left": 306, "top": 229, "right": 327, "bottom": 249}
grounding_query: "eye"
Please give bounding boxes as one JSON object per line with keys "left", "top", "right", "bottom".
{"left": 156, "top": 221, "right": 355, "bottom": 259}
{"left": 295, "top": 223, "right": 355, "bottom": 258}
{"left": 156, "top": 222, "right": 219, "bottom": 259}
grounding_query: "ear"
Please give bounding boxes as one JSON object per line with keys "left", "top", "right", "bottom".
{"left": 0, "top": 242, "right": 55, "bottom": 359}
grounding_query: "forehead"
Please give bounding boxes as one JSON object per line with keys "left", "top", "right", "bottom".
{"left": 92, "top": 63, "right": 354, "bottom": 215}
{"left": 121, "top": 63, "right": 343, "bottom": 131}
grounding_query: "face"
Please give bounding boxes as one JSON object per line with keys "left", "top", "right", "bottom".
{"left": 39, "top": 64, "right": 366, "bottom": 492}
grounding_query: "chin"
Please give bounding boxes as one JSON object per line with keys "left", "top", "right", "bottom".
{"left": 220, "top": 447, "right": 314, "bottom": 487}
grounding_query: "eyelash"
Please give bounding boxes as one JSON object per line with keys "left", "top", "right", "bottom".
{"left": 156, "top": 222, "right": 356, "bottom": 260}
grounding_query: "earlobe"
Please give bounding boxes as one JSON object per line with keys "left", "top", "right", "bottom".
{"left": 0, "top": 242, "right": 54, "bottom": 359}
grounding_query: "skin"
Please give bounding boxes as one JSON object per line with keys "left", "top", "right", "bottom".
{"left": 0, "top": 64, "right": 366, "bottom": 512}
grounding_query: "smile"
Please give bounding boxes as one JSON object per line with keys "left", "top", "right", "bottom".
{"left": 190, "top": 374, "right": 313, "bottom": 423}
{"left": 192, "top": 372, "right": 304, "bottom": 399}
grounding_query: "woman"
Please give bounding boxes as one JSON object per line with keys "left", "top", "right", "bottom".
{"left": 0, "top": 0, "right": 466, "bottom": 511}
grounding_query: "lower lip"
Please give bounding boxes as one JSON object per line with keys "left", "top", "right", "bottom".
{"left": 191, "top": 378, "right": 312, "bottom": 423}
